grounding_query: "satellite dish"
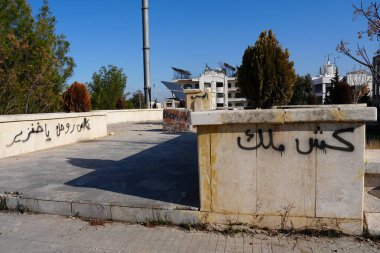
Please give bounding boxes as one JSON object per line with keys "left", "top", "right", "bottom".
{"left": 171, "top": 67, "right": 192, "bottom": 79}
{"left": 224, "top": 63, "right": 236, "bottom": 72}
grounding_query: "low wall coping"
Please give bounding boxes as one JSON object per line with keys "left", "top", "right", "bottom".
{"left": 191, "top": 106, "right": 377, "bottom": 126}
{"left": 96, "top": 109, "right": 163, "bottom": 113}
{"left": 0, "top": 111, "right": 107, "bottom": 123}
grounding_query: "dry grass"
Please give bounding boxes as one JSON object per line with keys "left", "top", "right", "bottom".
{"left": 367, "top": 139, "right": 380, "bottom": 149}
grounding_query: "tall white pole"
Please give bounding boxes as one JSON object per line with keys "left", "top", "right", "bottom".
{"left": 142, "top": 0, "right": 151, "bottom": 108}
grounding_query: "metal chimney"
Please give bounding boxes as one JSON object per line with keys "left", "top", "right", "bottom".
{"left": 142, "top": 0, "right": 151, "bottom": 108}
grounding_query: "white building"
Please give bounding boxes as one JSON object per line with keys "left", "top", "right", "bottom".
{"left": 346, "top": 70, "right": 372, "bottom": 94}
{"left": 163, "top": 66, "right": 249, "bottom": 110}
{"left": 373, "top": 55, "right": 380, "bottom": 108}
{"left": 311, "top": 61, "right": 337, "bottom": 104}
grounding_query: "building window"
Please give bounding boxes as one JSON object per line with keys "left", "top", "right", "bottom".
{"left": 194, "top": 83, "right": 199, "bottom": 89}
{"left": 217, "top": 93, "right": 224, "bottom": 98}
{"left": 228, "top": 93, "right": 232, "bottom": 98}
{"left": 228, "top": 83, "right": 232, "bottom": 88}
{"left": 216, "top": 82, "right": 224, "bottom": 87}
{"left": 184, "top": 84, "right": 192, "bottom": 89}
{"left": 204, "top": 83, "right": 211, "bottom": 88}
{"left": 235, "top": 93, "right": 243, "bottom": 98}
{"left": 217, "top": 103, "right": 224, "bottom": 107}
{"left": 314, "top": 84, "right": 323, "bottom": 93}
{"left": 228, "top": 103, "right": 232, "bottom": 107}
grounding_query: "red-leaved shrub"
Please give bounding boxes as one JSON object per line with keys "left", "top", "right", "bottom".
{"left": 62, "top": 82, "right": 91, "bottom": 112}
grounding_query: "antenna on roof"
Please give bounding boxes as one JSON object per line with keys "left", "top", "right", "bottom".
{"left": 205, "top": 64, "right": 212, "bottom": 71}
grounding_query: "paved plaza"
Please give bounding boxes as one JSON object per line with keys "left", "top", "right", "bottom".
{"left": 1, "top": 122, "right": 380, "bottom": 252}
{"left": 0, "top": 212, "right": 379, "bottom": 253}
{"left": 0, "top": 122, "right": 199, "bottom": 211}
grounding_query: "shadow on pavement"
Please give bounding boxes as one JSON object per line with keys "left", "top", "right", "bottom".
{"left": 65, "top": 134, "right": 199, "bottom": 208}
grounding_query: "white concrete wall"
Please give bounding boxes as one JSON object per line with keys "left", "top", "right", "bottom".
{"left": 0, "top": 109, "right": 163, "bottom": 159}
{"left": 99, "top": 109, "right": 163, "bottom": 125}
{"left": 0, "top": 112, "right": 107, "bottom": 159}
{"left": 192, "top": 107, "right": 377, "bottom": 235}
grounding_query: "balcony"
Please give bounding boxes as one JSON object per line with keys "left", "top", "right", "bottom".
{"left": 216, "top": 97, "right": 225, "bottom": 104}
{"left": 228, "top": 97, "right": 246, "bottom": 102}
{"left": 216, "top": 87, "right": 224, "bottom": 93}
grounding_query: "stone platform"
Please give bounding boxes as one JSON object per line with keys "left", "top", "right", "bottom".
{"left": 192, "top": 106, "right": 377, "bottom": 235}
{"left": 0, "top": 122, "right": 200, "bottom": 223}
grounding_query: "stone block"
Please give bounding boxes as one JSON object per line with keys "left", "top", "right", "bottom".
{"left": 284, "top": 108, "right": 342, "bottom": 123}
{"left": 72, "top": 202, "right": 111, "bottom": 220}
{"left": 339, "top": 107, "right": 377, "bottom": 122}
{"left": 256, "top": 123, "right": 316, "bottom": 217}
{"left": 210, "top": 124, "right": 257, "bottom": 214}
{"left": 17, "top": 198, "right": 39, "bottom": 213}
{"left": 365, "top": 149, "right": 380, "bottom": 174}
{"left": 365, "top": 212, "right": 380, "bottom": 236}
{"left": 111, "top": 206, "right": 200, "bottom": 225}
{"left": 364, "top": 192, "right": 380, "bottom": 213}
{"left": 38, "top": 200, "right": 72, "bottom": 216}
{"left": 197, "top": 126, "right": 212, "bottom": 212}
{"left": 163, "top": 109, "right": 194, "bottom": 133}
{"left": 191, "top": 111, "right": 222, "bottom": 126}
{"left": 315, "top": 123, "right": 365, "bottom": 220}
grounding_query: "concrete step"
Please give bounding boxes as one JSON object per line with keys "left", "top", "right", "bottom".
{"left": 364, "top": 171, "right": 380, "bottom": 216}
{"left": 365, "top": 212, "right": 380, "bottom": 236}
{"left": 365, "top": 150, "right": 380, "bottom": 174}
{"left": 363, "top": 150, "right": 380, "bottom": 236}
{"left": 0, "top": 193, "right": 200, "bottom": 225}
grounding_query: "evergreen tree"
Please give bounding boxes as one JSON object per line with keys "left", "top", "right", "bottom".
{"left": 324, "top": 70, "right": 340, "bottom": 104}
{"left": 237, "top": 30, "right": 296, "bottom": 108}
{"left": 325, "top": 69, "right": 370, "bottom": 104}
{"left": 290, "top": 74, "right": 315, "bottom": 105}
{"left": 0, "top": 0, "right": 74, "bottom": 114}
{"left": 128, "top": 90, "right": 145, "bottom": 109}
{"left": 88, "top": 65, "right": 128, "bottom": 110}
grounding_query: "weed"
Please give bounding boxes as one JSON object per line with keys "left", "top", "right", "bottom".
{"left": 276, "top": 203, "right": 295, "bottom": 231}
{"left": 367, "top": 138, "right": 380, "bottom": 149}
{"left": 89, "top": 219, "right": 106, "bottom": 226}
{"left": 143, "top": 211, "right": 173, "bottom": 227}
{"left": 0, "top": 196, "right": 8, "bottom": 211}
{"left": 178, "top": 223, "right": 208, "bottom": 231}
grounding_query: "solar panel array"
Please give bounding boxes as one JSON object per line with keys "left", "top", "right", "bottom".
{"left": 161, "top": 81, "right": 186, "bottom": 100}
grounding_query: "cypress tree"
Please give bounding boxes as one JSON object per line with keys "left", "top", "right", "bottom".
{"left": 237, "top": 30, "right": 296, "bottom": 108}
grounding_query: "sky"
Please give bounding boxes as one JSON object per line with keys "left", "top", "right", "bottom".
{"left": 28, "top": 0, "right": 379, "bottom": 102}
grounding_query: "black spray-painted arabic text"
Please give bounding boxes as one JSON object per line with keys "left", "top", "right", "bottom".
{"left": 237, "top": 127, "right": 355, "bottom": 155}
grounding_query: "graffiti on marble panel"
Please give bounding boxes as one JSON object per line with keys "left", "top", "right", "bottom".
{"left": 295, "top": 127, "right": 354, "bottom": 155}
{"left": 6, "top": 118, "right": 91, "bottom": 147}
{"left": 237, "top": 129, "right": 285, "bottom": 155}
{"left": 237, "top": 126, "right": 355, "bottom": 156}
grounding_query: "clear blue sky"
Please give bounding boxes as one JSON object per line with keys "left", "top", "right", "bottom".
{"left": 28, "top": 0, "right": 378, "bottom": 101}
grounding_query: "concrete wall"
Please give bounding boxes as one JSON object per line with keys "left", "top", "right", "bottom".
{"left": 0, "top": 112, "right": 107, "bottom": 159}
{"left": 0, "top": 109, "right": 163, "bottom": 159}
{"left": 163, "top": 108, "right": 194, "bottom": 133}
{"left": 192, "top": 106, "right": 377, "bottom": 235}
{"left": 100, "top": 109, "right": 163, "bottom": 124}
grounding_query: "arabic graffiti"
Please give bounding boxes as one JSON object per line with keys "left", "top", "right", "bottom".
{"left": 191, "top": 93, "right": 208, "bottom": 100}
{"left": 237, "top": 129, "right": 285, "bottom": 155}
{"left": 6, "top": 118, "right": 91, "bottom": 147}
{"left": 237, "top": 126, "right": 355, "bottom": 155}
{"left": 163, "top": 109, "right": 190, "bottom": 121}
{"left": 296, "top": 127, "right": 354, "bottom": 155}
